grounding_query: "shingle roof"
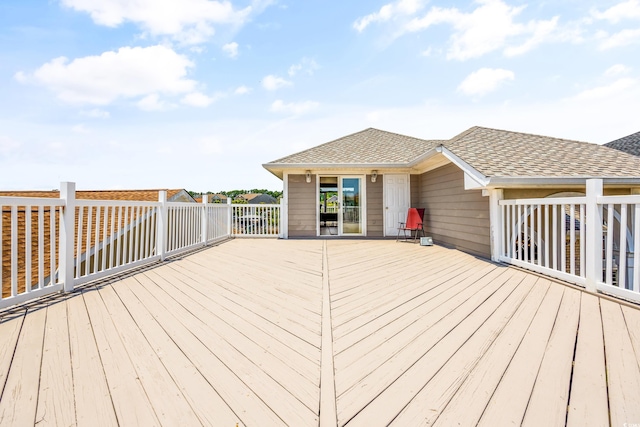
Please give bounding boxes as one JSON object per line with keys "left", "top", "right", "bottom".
{"left": 265, "top": 126, "right": 640, "bottom": 179}
{"left": 604, "top": 131, "right": 640, "bottom": 157}
{"left": 268, "top": 128, "right": 445, "bottom": 165}
{"left": 447, "top": 126, "right": 640, "bottom": 178}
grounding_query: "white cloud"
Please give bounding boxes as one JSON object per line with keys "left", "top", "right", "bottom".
{"left": 457, "top": 67, "right": 515, "bottom": 96}
{"left": 262, "top": 74, "right": 292, "bottom": 91}
{"left": 288, "top": 58, "right": 319, "bottom": 77}
{"left": 572, "top": 78, "right": 638, "bottom": 101}
{"left": 597, "top": 28, "right": 640, "bottom": 49}
{"left": 23, "top": 45, "right": 196, "bottom": 105}
{"left": 137, "top": 93, "right": 169, "bottom": 111}
{"left": 592, "top": 0, "right": 640, "bottom": 23}
{"left": 270, "top": 99, "right": 319, "bottom": 115}
{"left": 81, "top": 108, "right": 110, "bottom": 119}
{"left": 353, "top": 0, "right": 426, "bottom": 32}
{"left": 181, "top": 92, "right": 217, "bottom": 107}
{"left": 404, "top": 0, "right": 564, "bottom": 60}
{"left": 605, "top": 64, "right": 631, "bottom": 77}
{"left": 222, "top": 42, "right": 239, "bottom": 58}
{"left": 60, "top": 0, "right": 255, "bottom": 44}
{"left": 234, "top": 85, "right": 251, "bottom": 95}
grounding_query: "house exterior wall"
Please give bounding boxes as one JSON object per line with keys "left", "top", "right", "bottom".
{"left": 288, "top": 174, "right": 317, "bottom": 237}
{"left": 366, "top": 174, "right": 383, "bottom": 237}
{"left": 418, "top": 163, "right": 491, "bottom": 258}
{"left": 410, "top": 174, "right": 420, "bottom": 207}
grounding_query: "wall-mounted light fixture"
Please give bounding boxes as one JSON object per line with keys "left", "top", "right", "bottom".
{"left": 305, "top": 170, "right": 312, "bottom": 183}
{"left": 371, "top": 170, "right": 378, "bottom": 183}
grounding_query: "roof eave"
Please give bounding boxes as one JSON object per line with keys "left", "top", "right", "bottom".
{"left": 486, "top": 176, "right": 640, "bottom": 188}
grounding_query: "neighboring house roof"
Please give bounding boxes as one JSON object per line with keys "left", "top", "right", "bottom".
{"left": 0, "top": 189, "right": 195, "bottom": 202}
{"left": 234, "top": 193, "right": 278, "bottom": 204}
{"left": 604, "top": 130, "right": 640, "bottom": 157}
{"left": 264, "top": 126, "right": 640, "bottom": 183}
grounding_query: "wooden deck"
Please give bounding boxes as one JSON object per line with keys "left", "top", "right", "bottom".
{"left": 0, "top": 239, "right": 639, "bottom": 426}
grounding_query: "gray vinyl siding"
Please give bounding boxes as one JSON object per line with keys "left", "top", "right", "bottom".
{"left": 410, "top": 174, "right": 420, "bottom": 207}
{"left": 418, "top": 164, "right": 490, "bottom": 258}
{"left": 367, "top": 175, "right": 383, "bottom": 237}
{"left": 288, "top": 174, "right": 316, "bottom": 237}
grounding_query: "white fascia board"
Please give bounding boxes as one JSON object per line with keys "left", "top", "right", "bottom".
{"left": 437, "top": 146, "right": 489, "bottom": 188}
{"left": 486, "top": 176, "right": 640, "bottom": 188}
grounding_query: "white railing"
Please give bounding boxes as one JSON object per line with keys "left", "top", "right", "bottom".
{"left": 0, "top": 183, "right": 281, "bottom": 309}
{"left": 497, "top": 179, "right": 640, "bottom": 303}
{"left": 1, "top": 198, "right": 64, "bottom": 307}
{"left": 231, "top": 204, "right": 281, "bottom": 237}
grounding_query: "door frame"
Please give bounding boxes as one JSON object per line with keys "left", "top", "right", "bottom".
{"left": 383, "top": 173, "right": 411, "bottom": 237}
{"left": 316, "top": 174, "right": 367, "bottom": 237}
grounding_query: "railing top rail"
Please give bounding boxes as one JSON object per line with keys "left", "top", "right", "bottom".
{"left": 76, "top": 199, "right": 159, "bottom": 208}
{"left": 597, "top": 195, "right": 640, "bottom": 204}
{"left": 0, "top": 196, "right": 65, "bottom": 206}
{"left": 500, "top": 196, "right": 587, "bottom": 206}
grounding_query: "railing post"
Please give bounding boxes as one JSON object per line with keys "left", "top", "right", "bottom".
{"left": 586, "top": 179, "right": 603, "bottom": 293}
{"left": 279, "top": 197, "right": 285, "bottom": 238}
{"left": 489, "top": 188, "right": 504, "bottom": 262}
{"left": 227, "top": 197, "right": 232, "bottom": 237}
{"left": 201, "top": 194, "right": 208, "bottom": 246}
{"left": 158, "top": 191, "right": 167, "bottom": 261}
{"left": 60, "top": 182, "right": 76, "bottom": 292}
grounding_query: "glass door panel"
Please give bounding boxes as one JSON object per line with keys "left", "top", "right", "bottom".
{"left": 341, "top": 177, "right": 362, "bottom": 235}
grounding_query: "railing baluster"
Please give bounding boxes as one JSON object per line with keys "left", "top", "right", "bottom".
{"left": 606, "top": 204, "right": 614, "bottom": 285}
{"left": 544, "top": 204, "right": 550, "bottom": 268}
{"left": 38, "top": 206, "right": 44, "bottom": 289}
{"left": 561, "top": 204, "right": 566, "bottom": 273}
{"left": 569, "top": 204, "right": 575, "bottom": 276}
{"left": 580, "top": 204, "right": 585, "bottom": 278}
{"left": 620, "top": 204, "right": 628, "bottom": 289}
{"left": 50, "top": 206, "right": 56, "bottom": 285}
{"left": 93, "top": 205, "right": 101, "bottom": 274}
{"left": 11, "top": 206, "right": 18, "bottom": 296}
{"left": 26, "top": 207, "right": 32, "bottom": 293}
{"left": 76, "top": 206, "right": 84, "bottom": 278}
{"left": 634, "top": 204, "right": 640, "bottom": 292}
{"left": 101, "top": 206, "right": 108, "bottom": 272}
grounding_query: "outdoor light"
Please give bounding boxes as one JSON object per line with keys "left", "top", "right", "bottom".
{"left": 305, "top": 170, "right": 312, "bottom": 183}
{"left": 371, "top": 170, "right": 378, "bottom": 183}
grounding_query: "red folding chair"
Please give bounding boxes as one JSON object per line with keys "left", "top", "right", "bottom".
{"left": 397, "top": 208, "right": 425, "bottom": 242}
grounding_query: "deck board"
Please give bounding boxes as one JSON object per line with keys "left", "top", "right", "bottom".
{"left": 0, "top": 239, "right": 638, "bottom": 427}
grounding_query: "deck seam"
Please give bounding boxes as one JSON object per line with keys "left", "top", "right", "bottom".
{"left": 320, "top": 240, "right": 337, "bottom": 427}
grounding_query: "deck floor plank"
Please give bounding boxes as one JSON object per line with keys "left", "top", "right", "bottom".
{"left": 341, "top": 269, "right": 530, "bottom": 426}
{"left": 567, "top": 293, "right": 610, "bottom": 427}
{"left": 477, "top": 281, "right": 565, "bottom": 426}
{"left": 432, "top": 276, "right": 550, "bottom": 427}
{"left": 81, "top": 287, "right": 161, "bottom": 426}
{"left": 93, "top": 283, "right": 206, "bottom": 426}
{"left": 521, "top": 287, "right": 582, "bottom": 427}
{"left": 0, "top": 305, "right": 46, "bottom": 426}
{"left": 387, "top": 267, "right": 536, "bottom": 426}
{"left": 111, "top": 277, "right": 242, "bottom": 426}
{"left": 0, "top": 311, "right": 25, "bottom": 401}
{"left": 0, "top": 240, "right": 639, "bottom": 427}
{"left": 35, "top": 300, "right": 76, "bottom": 427}
{"left": 132, "top": 270, "right": 318, "bottom": 426}
{"left": 67, "top": 292, "right": 119, "bottom": 427}
{"left": 600, "top": 298, "right": 640, "bottom": 426}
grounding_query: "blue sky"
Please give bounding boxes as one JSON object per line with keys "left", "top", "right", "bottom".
{"left": 1, "top": 0, "right": 639, "bottom": 192}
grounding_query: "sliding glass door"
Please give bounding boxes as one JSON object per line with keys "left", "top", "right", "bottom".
{"left": 340, "top": 177, "right": 362, "bottom": 235}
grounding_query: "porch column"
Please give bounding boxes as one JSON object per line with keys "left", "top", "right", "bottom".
{"left": 60, "top": 182, "right": 76, "bottom": 292}
{"left": 585, "top": 179, "right": 603, "bottom": 293}
{"left": 282, "top": 172, "right": 289, "bottom": 239}
{"left": 488, "top": 188, "right": 504, "bottom": 262}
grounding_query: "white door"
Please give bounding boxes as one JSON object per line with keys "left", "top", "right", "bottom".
{"left": 384, "top": 174, "right": 410, "bottom": 236}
